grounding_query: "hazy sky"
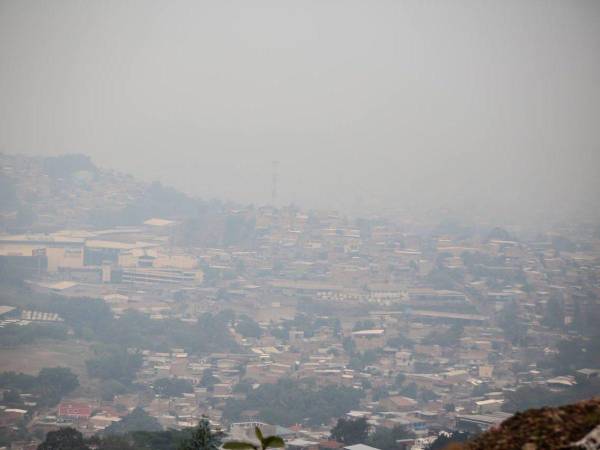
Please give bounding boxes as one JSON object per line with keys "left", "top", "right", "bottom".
{"left": 1, "top": 0, "right": 599, "bottom": 221}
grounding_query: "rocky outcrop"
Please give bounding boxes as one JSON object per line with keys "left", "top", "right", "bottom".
{"left": 460, "top": 397, "right": 600, "bottom": 450}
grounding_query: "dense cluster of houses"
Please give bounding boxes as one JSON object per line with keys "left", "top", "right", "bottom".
{"left": 1, "top": 153, "right": 599, "bottom": 449}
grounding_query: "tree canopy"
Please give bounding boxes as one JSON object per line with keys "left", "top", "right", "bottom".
{"left": 179, "top": 418, "right": 223, "bottom": 450}
{"left": 0, "top": 367, "right": 79, "bottom": 407}
{"left": 153, "top": 377, "right": 194, "bottom": 398}
{"left": 367, "top": 425, "right": 415, "bottom": 450}
{"left": 38, "top": 428, "right": 89, "bottom": 450}
{"left": 104, "top": 408, "right": 163, "bottom": 435}
{"left": 224, "top": 379, "right": 363, "bottom": 426}
{"left": 330, "top": 417, "right": 369, "bottom": 445}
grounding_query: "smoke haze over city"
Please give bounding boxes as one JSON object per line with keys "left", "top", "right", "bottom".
{"left": 3, "top": 2, "right": 600, "bottom": 450}
{"left": 1, "top": 0, "right": 599, "bottom": 221}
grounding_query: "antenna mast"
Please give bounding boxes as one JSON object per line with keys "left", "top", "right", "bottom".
{"left": 271, "top": 160, "right": 279, "bottom": 206}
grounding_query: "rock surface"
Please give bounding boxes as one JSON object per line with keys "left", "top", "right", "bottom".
{"left": 460, "top": 397, "right": 600, "bottom": 450}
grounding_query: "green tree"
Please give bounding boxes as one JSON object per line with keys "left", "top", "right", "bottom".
{"left": 550, "top": 335, "right": 600, "bottom": 373}
{"left": 194, "top": 312, "right": 240, "bottom": 354}
{"left": 372, "top": 386, "right": 389, "bottom": 402}
{"left": 400, "top": 382, "right": 418, "bottom": 399}
{"left": 200, "top": 369, "right": 219, "bottom": 391}
{"left": 543, "top": 295, "right": 565, "bottom": 329}
{"left": 348, "top": 349, "right": 381, "bottom": 371}
{"left": 179, "top": 418, "right": 224, "bottom": 450}
{"left": 497, "top": 301, "right": 527, "bottom": 345}
{"left": 386, "top": 334, "right": 414, "bottom": 349}
{"left": 38, "top": 427, "right": 89, "bottom": 450}
{"left": 37, "top": 367, "right": 79, "bottom": 406}
{"left": 154, "top": 377, "right": 194, "bottom": 398}
{"left": 368, "top": 425, "right": 415, "bottom": 450}
{"left": 2, "top": 389, "right": 22, "bottom": 405}
{"left": 330, "top": 418, "right": 369, "bottom": 445}
{"left": 100, "top": 379, "right": 128, "bottom": 401}
{"left": 343, "top": 337, "right": 356, "bottom": 355}
{"left": 87, "top": 435, "right": 137, "bottom": 450}
{"left": 223, "top": 379, "right": 362, "bottom": 427}
{"left": 223, "top": 426, "right": 284, "bottom": 450}
{"left": 85, "top": 346, "right": 143, "bottom": 385}
{"left": 105, "top": 407, "right": 162, "bottom": 434}
{"left": 422, "top": 324, "right": 463, "bottom": 346}
{"left": 0, "top": 367, "right": 79, "bottom": 407}
{"left": 394, "top": 373, "right": 406, "bottom": 388}
{"left": 502, "top": 385, "right": 554, "bottom": 412}
{"left": 235, "top": 315, "right": 262, "bottom": 339}
{"left": 38, "top": 367, "right": 79, "bottom": 395}
{"left": 471, "top": 382, "right": 491, "bottom": 397}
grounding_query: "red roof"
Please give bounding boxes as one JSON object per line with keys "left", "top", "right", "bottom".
{"left": 58, "top": 402, "right": 92, "bottom": 418}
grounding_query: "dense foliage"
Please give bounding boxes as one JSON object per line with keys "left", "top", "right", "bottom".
{"left": 0, "top": 367, "right": 78, "bottom": 407}
{"left": 330, "top": 417, "right": 369, "bottom": 445}
{"left": 235, "top": 315, "right": 262, "bottom": 339}
{"left": 502, "top": 378, "right": 600, "bottom": 413}
{"left": 38, "top": 419, "right": 223, "bottom": 450}
{"left": 0, "top": 322, "right": 68, "bottom": 347}
{"left": 223, "top": 379, "right": 363, "bottom": 426}
{"left": 0, "top": 283, "right": 239, "bottom": 355}
{"left": 347, "top": 349, "right": 382, "bottom": 372}
{"left": 195, "top": 311, "right": 240, "bottom": 354}
{"left": 269, "top": 314, "right": 341, "bottom": 341}
{"left": 422, "top": 323, "right": 463, "bottom": 346}
{"left": 38, "top": 427, "right": 89, "bottom": 450}
{"left": 367, "top": 425, "right": 415, "bottom": 450}
{"left": 86, "top": 345, "right": 143, "bottom": 385}
{"left": 153, "top": 377, "right": 194, "bottom": 398}
{"left": 549, "top": 335, "right": 600, "bottom": 374}
{"left": 104, "top": 408, "right": 163, "bottom": 435}
{"left": 178, "top": 418, "right": 223, "bottom": 450}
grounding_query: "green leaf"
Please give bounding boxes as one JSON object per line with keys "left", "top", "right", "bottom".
{"left": 255, "top": 426, "right": 265, "bottom": 443}
{"left": 263, "top": 436, "right": 285, "bottom": 449}
{"left": 223, "top": 442, "right": 258, "bottom": 450}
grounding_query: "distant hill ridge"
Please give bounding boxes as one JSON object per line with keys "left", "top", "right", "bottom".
{"left": 0, "top": 153, "right": 260, "bottom": 246}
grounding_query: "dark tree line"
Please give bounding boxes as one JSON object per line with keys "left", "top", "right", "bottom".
{"left": 0, "top": 283, "right": 240, "bottom": 356}
{"left": 0, "top": 367, "right": 78, "bottom": 407}
{"left": 330, "top": 418, "right": 415, "bottom": 450}
{"left": 224, "top": 379, "right": 363, "bottom": 426}
{"left": 38, "top": 417, "right": 222, "bottom": 450}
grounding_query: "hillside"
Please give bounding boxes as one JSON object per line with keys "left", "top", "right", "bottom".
{"left": 460, "top": 397, "right": 600, "bottom": 450}
{"left": 0, "top": 153, "right": 249, "bottom": 246}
